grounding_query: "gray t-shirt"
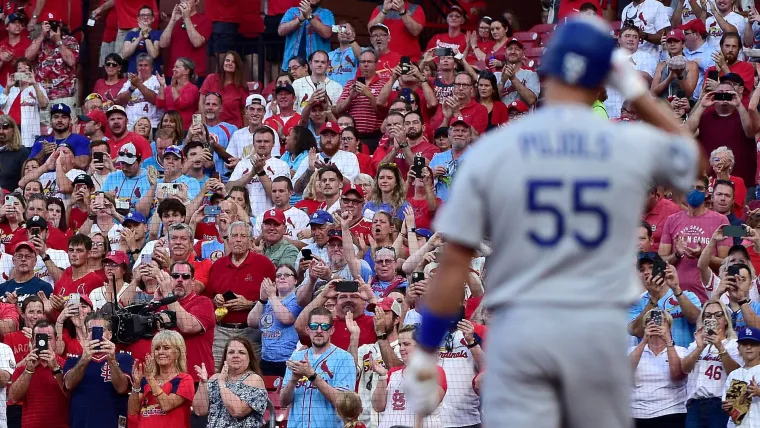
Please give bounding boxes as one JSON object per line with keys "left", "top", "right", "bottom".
{"left": 434, "top": 104, "right": 698, "bottom": 307}
{"left": 501, "top": 68, "right": 541, "bottom": 105}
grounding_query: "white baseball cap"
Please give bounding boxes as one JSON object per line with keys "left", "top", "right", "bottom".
{"left": 246, "top": 94, "right": 266, "bottom": 107}
{"left": 116, "top": 142, "right": 139, "bottom": 164}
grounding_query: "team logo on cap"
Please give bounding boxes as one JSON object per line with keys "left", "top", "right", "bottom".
{"left": 562, "top": 53, "right": 588, "bottom": 85}
{"left": 312, "top": 213, "right": 318, "bottom": 218}
{"left": 270, "top": 210, "right": 275, "bottom": 215}
{"left": 56, "top": 104, "right": 64, "bottom": 110}
{"left": 48, "top": 13, "right": 54, "bottom": 19}
{"left": 747, "top": 328, "right": 754, "bottom": 336}
{"left": 32, "top": 216, "right": 40, "bottom": 221}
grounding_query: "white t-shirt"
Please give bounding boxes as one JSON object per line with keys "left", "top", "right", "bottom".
{"left": 92, "top": 222, "right": 124, "bottom": 251}
{"left": 706, "top": 11, "right": 746, "bottom": 50}
{"left": 678, "top": 0, "right": 718, "bottom": 24}
{"left": 118, "top": 75, "right": 163, "bottom": 128}
{"left": 253, "top": 206, "right": 310, "bottom": 239}
{"left": 38, "top": 169, "right": 86, "bottom": 201}
{"left": 0, "top": 341, "right": 15, "bottom": 427}
{"left": 89, "top": 282, "right": 130, "bottom": 311}
{"left": 378, "top": 365, "right": 444, "bottom": 428}
{"left": 605, "top": 50, "right": 658, "bottom": 118}
{"left": 629, "top": 344, "right": 688, "bottom": 419}
{"left": 686, "top": 338, "right": 743, "bottom": 400}
{"left": 2, "top": 85, "right": 48, "bottom": 148}
{"left": 292, "top": 76, "right": 343, "bottom": 114}
{"left": 0, "top": 249, "right": 70, "bottom": 287}
{"left": 292, "top": 150, "right": 360, "bottom": 185}
{"left": 723, "top": 362, "right": 760, "bottom": 428}
{"left": 229, "top": 157, "right": 290, "bottom": 215}
{"left": 357, "top": 340, "right": 401, "bottom": 428}
{"left": 621, "top": 0, "right": 672, "bottom": 59}
{"left": 437, "top": 330, "right": 480, "bottom": 427}
{"left": 227, "top": 126, "right": 281, "bottom": 160}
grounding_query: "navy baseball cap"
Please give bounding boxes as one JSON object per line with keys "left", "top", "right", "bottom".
{"left": 413, "top": 228, "right": 433, "bottom": 239}
{"left": 51, "top": 103, "right": 71, "bottom": 116}
{"left": 26, "top": 215, "right": 47, "bottom": 230}
{"left": 162, "top": 145, "right": 183, "bottom": 159}
{"left": 275, "top": 83, "right": 296, "bottom": 95}
{"left": 637, "top": 251, "right": 662, "bottom": 268}
{"left": 123, "top": 211, "right": 147, "bottom": 225}
{"left": 309, "top": 210, "right": 334, "bottom": 225}
{"left": 738, "top": 327, "right": 760, "bottom": 343}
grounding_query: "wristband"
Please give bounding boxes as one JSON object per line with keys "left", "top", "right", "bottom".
{"left": 307, "top": 372, "right": 318, "bottom": 382}
{"left": 415, "top": 306, "right": 459, "bottom": 351}
{"left": 153, "top": 389, "right": 164, "bottom": 397}
{"left": 259, "top": 299, "right": 268, "bottom": 305}
{"left": 256, "top": 170, "right": 266, "bottom": 177}
{"left": 51, "top": 368, "right": 62, "bottom": 376}
{"left": 466, "top": 341, "right": 478, "bottom": 349}
{"left": 739, "top": 298, "right": 751, "bottom": 306}
{"left": 376, "top": 333, "right": 388, "bottom": 340}
{"left": 42, "top": 255, "right": 51, "bottom": 262}
{"left": 381, "top": 8, "right": 388, "bottom": 15}
{"left": 399, "top": 9, "right": 408, "bottom": 15}
{"left": 674, "top": 291, "right": 683, "bottom": 297}
{"left": 24, "top": 368, "right": 34, "bottom": 375}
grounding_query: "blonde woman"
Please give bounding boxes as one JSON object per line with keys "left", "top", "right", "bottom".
{"left": 629, "top": 309, "right": 688, "bottom": 426}
{"left": 133, "top": 117, "right": 153, "bottom": 142}
{"left": 129, "top": 330, "right": 194, "bottom": 428}
{"left": 682, "top": 301, "right": 743, "bottom": 427}
{"left": 0, "top": 116, "right": 30, "bottom": 192}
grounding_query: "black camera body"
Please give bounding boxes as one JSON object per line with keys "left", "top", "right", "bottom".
{"left": 110, "top": 302, "right": 177, "bottom": 344}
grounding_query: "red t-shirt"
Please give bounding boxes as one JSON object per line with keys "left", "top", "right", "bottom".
{"left": 4, "top": 330, "right": 30, "bottom": 363}
{"left": 137, "top": 372, "right": 194, "bottom": 428}
{"left": 9, "top": 223, "right": 69, "bottom": 251}
{"left": 194, "top": 222, "right": 219, "bottom": 241}
{"left": 267, "top": 0, "right": 299, "bottom": 16}
{"left": 53, "top": 267, "right": 106, "bottom": 297}
{"left": 294, "top": 198, "right": 321, "bottom": 216}
{"left": 121, "top": 337, "right": 152, "bottom": 363}
{"left": 162, "top": 292, "right": 215, "bottom": 383}
{"left": 204, "top": 0, "right": 239, "bottom": 23}
{"left": 332, "top": 314, "right": 377, "bottom": 350}
{"left": 642, "top": 197, "right": 683, "bottom": 251}
{"left": 61, "top": 330, "right": 83, "bottom": 357}
{"left": 357, "top": 152, "right": 375, "bottom": 177}
{"left": 102, "top": 0, "right": 119, "bottom": 42}
{"left": 200, "top": 73, "right": 249, "bottom": 128}
{"left": 0, "top": 222, "right": 19, "bottom": 245}
{"left": 558, "top": 0, "right": 604, "bottom": 21}
{"left": 425, "top": 33, "right": 468, "bottom": 56}
{"left": 466, "top": 38, "right": 495, "bottom": 66}
{"left": 698, "top": 107, "right": 757, "bottom": 188}
{"left": 349, "top": 218, "right": 373, "bottom": 240}
{"left": 12, "top": 358, "right": 69, "bottom": 428}
{"left": 704, "top": 62, "right": 756, "bottom": 107}
{"left": 372, "top": 139, "right": 439, "bottom": 178}
{"left": 408, "top": 197, "right": 442, "bottom": 230}
{"left": 376, "top": 50, "right": 402, "bottom": 81}
{"left": 115, "top": 0, "right": 158, "bottom": 30}
{"left": 238, "top": 0, "right": 265, "bottom": 38}
{"left": 489, "top": 101, "right": 509, "bottom": 128}
{"left": 68, "top": 206, "right": 88, "bottom": 234}
{"left": 93, "top": 77, "right": 128, "bottom": 106}
{"left": 0, "top": 302, "right": 19, "bottom": 336}
{"left": 369, "top": 4, "right": 426, "bottom": 62}
{"left": 110, "top": 131, "right": 153, "bottom": 160}
{"left": 205, "top": 251, "right": 276, "bottom": 323}
{"left": 167, "top": 13, "right": 213, "bottom": 78}
{"left": 155, "top": 83, "right": 201, "bottom": 131}
{"left": 0, "top": 38, "right": 31, "bottom": 87}
{"left": 430, "top": 99, "right": 489, "bottom": 135}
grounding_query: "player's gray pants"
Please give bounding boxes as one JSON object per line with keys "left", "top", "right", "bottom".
{"left": 483, "top": 305, "right": 632, "bottom": 428}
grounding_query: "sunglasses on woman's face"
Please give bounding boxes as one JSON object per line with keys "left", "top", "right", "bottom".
{"left": 0, "top": 123, "right": 12, "bottom": 130}
{"left": 308, "top": 322, "right": 332, "bottom": 331}
{"left": 105, "top": 62, "right": 119, "bottom": 68}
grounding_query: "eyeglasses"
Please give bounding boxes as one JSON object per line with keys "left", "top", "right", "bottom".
{"left": 375, "top": 259, "right": 395, "bottom": 265}
{"left": 105, "top": 62, "right": 120, "bottom": 68}
{"left": 340, "top": 137, "right": 356, "bottom": 142}
{"left": 276, "top": 272, "right": 295, "bottom": 279}
{"left": 92, "top": 242, "right": 105, "bottom": 248}
{"left": 308, "top": 322, "right": 332, "bottom": 331}
{"left": 170, "top": 273, "right": 192, "bottom": 280}
{"left": 288, "top": 65, "right": 303, "bottom": 71}
{"left": 341, "top": 197, "right": 363, "bottom": 205}
{"left": 138, "top": 13, "right": 154, "bottom": 18}
{"left": 104, "top": 261, "right": 120, "bottom": 268}
{"left": 454, "top": 83, "right": 473, "bottom": 88}
{"left": 704, "top": 311, "right": 725, "bottom": 319}
{"left": 117, "top": 151, "right": 137, "bottom": 158}
{"left": 85, "top": 93, "right": 103, "bottom": 102}
{"left": 0, "top": 123, "right": 12, "bottom": 130}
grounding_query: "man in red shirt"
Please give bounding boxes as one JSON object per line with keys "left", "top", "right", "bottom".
{"left": 642, "top": 187, "right": 683, "bottom": 251}
{"left": 368, "top": 0, "right": 425, "bottom": 62}
{"left": 425, "top": 5, "right": 468, "bottom": 55}
{"left": 106, "top": 105, "right": 152, "bottom": 160}
{"left": 264, "top": 84, "right": 301, "bottom": 145}
{"left": 9, "top": 320, "right": 68, "bottom": 428}
{"left": 152, "top": 223, "right": 210, "bottom": 293}
{"left": 341, "top": 184, "right": 372, "bottom": 240}
{"left": 368, "top": 24, "right": 401, "bottom": 81}
{"left": 51, "top": 234, "right": 106, "bottom": 300}
{"left": 430, "top": 72, "right": 488, "bottom": 134}
{"left": 374, "top": 111, "right": 439, "bottom": 177}
{"left": 207, "top": 221, "right": 276, "bottom": 361}
{"left": 0, "top": 13, "right": 31, "bottom": 87}
{"left": 158, "top": 0, "right": 212, "bottom": 81}
{"left": 154, "top": 260, "right": 214, "bottom": 384}
{"left": 703, "top": 32, "right": 755, "bottom": 107}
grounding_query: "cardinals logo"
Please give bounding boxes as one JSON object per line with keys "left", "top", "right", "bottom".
{"left": 320, "top": 360, "right": 334, "bottom": 379}
{"left": 638, "top": 12, "right": 648, "bottom": 28}
{"left": 300, "top": 93, "right": 310, "bottom": 107}
{"left": 668, "top": 297, "right": 679, "bottom": 306}
{"left": 134, "top": 187, "right": 141, "bottom": 198}
{"left": 287, "top": 217, "right": 295, "bottom": 228}
{"left": 266, "top": 165, "right": 274, "bottom": 175}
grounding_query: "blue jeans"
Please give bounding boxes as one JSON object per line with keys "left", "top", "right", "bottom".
{"left": 685, "top": 397, "right": 728, "bottom": 428}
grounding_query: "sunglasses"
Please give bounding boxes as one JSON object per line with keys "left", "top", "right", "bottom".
{"left": 308, "top": 322, "right": 332, "bottom": 331}
{"left": 341, "top": 197, "right": 363, "bottom": 205}
{"left": 0, "top": 123, "right": 12, "bottom": 130}
{"left": 276, "top": 272, "right": 294, "bottom": 279}
{"left": 105, "top": 62, "right": 120, "bottom": 68}
{"left": 117, "top": 151, "right": 137, "bottom": 158}
{"left": 637, "top": 252, "right": 658, "bottom": 260}
{"left": 170, "top": 273, "right": 192, "bottom": 280}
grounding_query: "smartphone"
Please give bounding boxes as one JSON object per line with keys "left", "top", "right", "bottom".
{"left": 650, "top": 309, "right": 663, "bottom": 326}
{"left": 323, "top": 157, "right": 331, "bottom": 164}
{"left": 714, "top": 92, "right": 734, "bottom": 101}
{"left": 29, "top": 227, "right": 40, "bottom": 237}
{"left": 204, "top": 205, "right": 221, "bottom": 216}
{"left": 192, "top": 113, "right": 203, "bottom": 127}
{"left": 140, "top": 253, "right": 152, "bottom": 265}
{"left": 4, "top": 195, "right": 12, "bottom": 206}
{"left": 357, "top": 77, "right": 366, "bottom": 85}
{"left": 412, "top": 156, "right": 425, "bottom": 177}
{"left": 707, "top": 70, "right": 720, "bottom": 81}
{"left": 704, "top": 318, "right": 719, "bottom": 335}
{"left": 434, "top": 47, "right": 454, "bottom": 57}
{"left": 651, "top": 259, "right": 667, "bottom": 279}
{"left": 35, "top": 333, "right": 49, "bottom": 354}
{"left": 68, "top": 293, "right": 80, "bottom": 307}
{"left": 91, "top": 326, "right": 104, "bottom": 345}
{"left": 93, "top": 152, "right": 105, "bottom": 162}
{"left": 223, "top": 290, "right": 237, "bottom": 301}
{"left": 412, "top": 272, "right": 425, "bottom": 283}
{"left": 302, "top": 248, "right": 313, "bottom": 261}
{"left": 335, "top": 280, "right": 359, "bottom": 293}
{"left": 400, "top": 56, "right": 411, "bottom": 75}
{"left": 331, "top": 24, "right": 344, "bottom": 33}
{"left": 13, "top": 72, "right": 24, "bottom": 82}
{"left": 727, "top": 264, "right": 744, "bottom": 277}
{"left": 203, "top": 142, "right": 213, "bottom": 152}
{"left": 723, "top": 225, "right": 747, "bottom": 238}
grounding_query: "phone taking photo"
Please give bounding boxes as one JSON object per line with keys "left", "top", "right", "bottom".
{"left": 335, "top": 281, "right": 359, "bottom": 293}
{"left": 301, "top": 248, "right": 313, "bottom": 261}
{"left": 650, "top": 309, "right": 663, "bottom": 326}
{"left": 223, "top": 290, "right": 237, "bottom": 301}
{"left": 723, "top": 225, "right": 747, "bottom": 238}
{"left": 704, "top": 318, "right": 719, "bottom": 336}
{"left": 35, "top": 333, "right": 49, "bottom": 354}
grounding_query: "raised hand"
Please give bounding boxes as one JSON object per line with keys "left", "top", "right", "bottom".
{"left": 195, "top": 363, "right": 209, "bottom": 383}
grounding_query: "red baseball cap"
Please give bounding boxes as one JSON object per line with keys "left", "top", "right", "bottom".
{"left": 13, "top": 241, "right": 35, "bottom": 253}
{"left": 450, "top": 115, "right": 469, "bottom": 127}
{"left": 508, "top": 100, "right": 530, "bottom": 113}
{"left": 665, "top": 29, "right": 685, "bottom": 42}
{"left": 679, "top": 18, "right": 706, "bottom": 36}
{"left": 104, "top": 250, "right": 129, "bottom": 266}
{"left": 262, "top": 208, "right": 286, "bottom": 225}
{"left": 342, "top": 183, "right": 365, "bottom": 199}
{"left": 320, "top": 121, "right": 340, "bottom": 135}
{"left": 77, "top": 109, "right": 107, "bottom": 128}
{"left": 366, "top": 297, "right": 402, "bottom": 316}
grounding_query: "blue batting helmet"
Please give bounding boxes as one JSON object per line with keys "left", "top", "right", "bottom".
{"left": 540, "top": 15, "right": 616, "bottom": 89}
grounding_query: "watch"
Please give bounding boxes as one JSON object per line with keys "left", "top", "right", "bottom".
{"left": 307, "top": 372, "right": 318, "bottom": 382}
{"left": 739, "top": 298, "right": 751, "bottom": 306}
{"left": 51, "top": 367, "right": 63, "bottom": 376}
{"left": 42, "top": 254, "right": 51, "bottom": 262}
{"left": 259, "top": 299, "right": 268, "bottom": 305}
{"left": 376, "top": 333, "right": 388, "bottom": 340}
{"left": 399, "top": 9, "right": 408, "bottom": 15}
{"left": 256, "top": 170, "right": 266, "bottom": 177}
{"left": 466, "top": 341, "right": 479, "bottom": 349}
{"left": 399, "top": 142, "right": 409, "bottom": 149}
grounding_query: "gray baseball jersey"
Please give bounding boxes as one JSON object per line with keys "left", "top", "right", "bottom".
{"left": 434, "top": 104, "right": 698, "bottom": 307}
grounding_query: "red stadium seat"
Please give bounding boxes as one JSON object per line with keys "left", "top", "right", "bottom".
{"left": 513, "top": 31, "right": 539, "bottom": 43}
{"left": 539, "top": 31, "right": 553, "bottom": 46}
{"left": 263, "top": 376, "right": 289, "bottom": 427}
{"left": 525, "top": 47, "right": 546, "bottom": 59}
{"left": 529, "top": 23, "right": 557, "bottom": 34}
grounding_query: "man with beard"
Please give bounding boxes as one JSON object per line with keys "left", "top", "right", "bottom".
{"left": 497, "top": 37, "right": 539, "bottom": 107}
{"left": 293, "top": 50, "right": 343, "bottom": 113}
{"left": 293, "top": 121, "right": 359, "bottom": 193}
{"left": 278, "top": 0, "right": 335, "bottom": 73}
{"left": 374, "top": 111, "right": 439, "bottom": 177}
{"left": 78, "top": 109, "right": 108, "bottom": 142}
{"left": 703, "top": 33, "right": 755, "bottom": 107}
{"left": 152, "top": 223, "right": 210, "bottom": 294}
{"left": 281, "top": 306, "right": 355, "bottom": 428}
{"left": 29, "top": 104, "right": 90, "bottom": 170}
{"left": 254, "top": 176, "right": 310, "bottom": 242}
{"left": 259, "top": 208, "right": 299, "bottom": 266}
{"left": 429, "top": 72, "right": 488, "bottom": 135}
{"left": 101, "top": 142, "right": 152, "bottom": 212}
{"left": 227, "top": 95, "right": 280, "bottom": 167}
{"left": 317, "top": 165, "right": 343, "bottom": 214}
{"left": 429, "top": 117, "right": 473, "bottom": 201}
{"left": 207, "top": 221, "right": 275, "bottom": 362}
{"left": 105, "top": 105, "right": 152, "bottom": 160}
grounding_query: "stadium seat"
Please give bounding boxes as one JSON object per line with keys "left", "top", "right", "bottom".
{"left": 525, "top": 47, "right": 546, "bottom": 59}
{"left": 513, "top": 31, "right": 539, "bottom": 43}
{"left": 529, "top": 23, "right": 557, "bottom": 34}
{"left": 263, "top": 376, "right": 289, "bottom": 427}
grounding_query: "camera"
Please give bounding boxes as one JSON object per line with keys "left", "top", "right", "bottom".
{"left": 110, "top": 298, "right": 177, "bottom": 344}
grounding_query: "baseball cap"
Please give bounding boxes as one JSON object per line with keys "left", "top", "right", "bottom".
{"left": 448, "top": 5, "right": 466, "bottom": 17}
{"left": 50, "top": 103, "right": 71, "bottom": 117}
{"left": 45, "top": 12, "right": 60, "bottom": 22}
{"left": 738, "top": 327, "right": 760, "bottom": 343}
{"left": 508, "top": 100, "right": 530, "bottom": 113}
{"left": 5, "top": 12, "right": 28, "bottom": 26}
{"left": 263, "top": 208, "right": 286, "bottom": 225}
{"left": 636, "top": 251, "right": 662, "bottom": 268}
{"left": 506, "top": 37, "right": 524, "bottom": 48}
{"left": 327, "top": 228, "right": 343, "bottom": 242}
{"left": 720, "top": 73, "right": 745, "bottom": 87}
{"left": 106, "top": 105, "right": 127, "bottom": 117}
{"left": 309, "top": 210, "right": 334, "bottom": 225}
{"left": 366, "top": 297, "right": 402, "bottom": 316}
{"left": 679, "top": 18, "right": 707, "bottom": 36}
{"left": 449, "top": 116, "right": 469, "bottom": 127}
{"left": 729, "top": 244, "right": 751, "bottom": 261}
{"left": 13, "top": 241, "right": 35, "bottom": 253}
{"left": 246, "top": 94, "right": 266, "bottom": 107}
{"left": 434, "top": 127, "right": 450, "bottom": 139}
{"left": 72, "top": 173, "right": 95, "bottom": 189}
{"left": 104, "top": 250, "right": 129, "bottom": 266}
{"left": 162, "top": 145, "right": 183, "bottom": 159}
{"left": 116, "top": 142, "right": 139, "bottom": 165}
{"left": 77, "top": 109, "right": 107, "bottom": 128}
{"left": 412, "top": 228, "right": 433, "bottom": 239}
{"left": 342, "top": 183, "right": 365, "bottom": 199}
{"left": 26, "top": 215, "right": 47, "bottom": 230}
{"left": 123, "top": 211, "right": 147, "bottom": 225}
{"left": 665, "top": 29, "right": 685, "bottom": 42}
{"left": 369, "top": 23, "right": 390, "bottom": 34}
{"left": 275, "top": 84, "right": 296, "bottom": 95}
{"left": 320, "top": 121, "right": 340, "bottom": 135}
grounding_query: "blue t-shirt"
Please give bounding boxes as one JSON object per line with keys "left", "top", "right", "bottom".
{"left": 208, "top": 122, "right": 238, "bottom": 179}
{"left": 29, "top": 133, "right": 91, "bottom": 160}
{"left": 363, "top": 201, "right": 410, "bottom": 221}
{"left": 199, "top": 239, "right": 225, "bottom": 261}
{"left": 628, "top": 289, "right": 702, "bottom": 348}
{"left": 281, "top": 7, "right": 335, "bottom": 71}
{"left": 159, "top": 175, "right": 201, "bottom": 200}
{"left": 123, "top": 30, "right": 163, "bottom": 73}
{"left": 260, "top": 293, "right": 303, "bottom": 362}
{"left": 0, "top": 278, "right": 53, "bottom": 307}
{"left": 101, "top": 168, "right": 152, "bottom": 210}
{"left": 327, "top": 46, "right": 358, "bottom": 87}
{"left": 281, "top": 150, "right": 308, "bottom": 204}
{"left": 284, "top": 344, "right": 354, "bottom": 427}
{"left": 429, "top": 149, "right": 469, "bottom": 202}
{"left": 63, "top": 352, "right": 133, "bottom": 428}
{"left": 729, "top": 301, "right": 760, "bottom": 331}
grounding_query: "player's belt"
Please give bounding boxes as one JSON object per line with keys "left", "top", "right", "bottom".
{"left": 217, "top": 322, "right": 248, "bottom": 329}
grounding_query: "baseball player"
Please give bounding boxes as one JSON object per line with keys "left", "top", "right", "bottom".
{"left": 404, "top": 15, "right": 701, "bottom": 428}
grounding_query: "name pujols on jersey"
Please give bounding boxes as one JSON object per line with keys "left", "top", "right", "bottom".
{"left": 518, "top": 130, "right": 612, "bottom": 160}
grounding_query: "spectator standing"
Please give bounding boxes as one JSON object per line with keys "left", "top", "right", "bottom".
{"left": 0, "top": 13, "right": 31, "bottom": 88}
{"left": 605, "top": 25, "right": 658, "bottom": 119}
{"left": 426, "top": 5, "right": 468, "bottom": 55}
{"left": 367, "top": 0, "right": 425, "bottom": 62}
{"left": 62, "top": 312, "right": 132, "bottom": 428}
{"left": 651, "top": 29, "right": 699, "bottom": 100}
{"left": 367, "top": 24, "right": 401, "bottom": 81}
{"left": 341, "top": 127, "right": 375, "bottom": 177}
{"left": 264, "top": 84, "right": 300, "bottom": 147}
{"left": 28, "top": 103, "right": 90, "bottom": 169}
{"left": 24, "top": 18, "right": 79, "bottom": 123}
{"left": 705, "top": 0, "right": 745, "bottom": 50}
{"left": 722, "top": 326, "right": 760, "bottom": 428}
{"left": 681, "top": 18, "right": 715, "bottom": 101}
{"left": 642, "top": 186, "right": 683, "bottom": 251}
{"left": 3, "top": 295, "right": 44, "bottom": 365}
{"left": 2, "top": 60, "right": 49, "bottom": 148}
{"left": 199, "top": 51, "right": 248, "bottom": 128}
{"left": 106, "top": 105, "right": 153, "bottom": 160}
{"left": 101, "top": 142, "right": 152, "bottom": 211}
{"left": 420, "top": 49, "right": 457, "bottom": 105}
{"left": 497, "top": 38, "right": 540, "bottom": 107}
{"left": 621, "top": 0, "right": 671, "bottom": 60}
{"left": 480, "top": 17, "right": 512, "bottom": 73}
{"left": 278, "top": 0, "right": 335, "bottom": 72}
{"left": 293, "top": 50, "right": 343, "bottom": 114}
{"left": 704, "top": 34, "right": 755, "bottom": 106}
{"left": 93, "top": 53, "right": 127, "bottom": 109}
{"left": 227, "top": 95, "right": 281, "bottom": 162}
{"left": 476, "top": 72, "right": 508, "bottom": 131}
{"left": 203, "top": 93, "right": 239, "bottom": 177}
{"left": 159, "top": 0, "right": 212, "bottom": 83}
{"left": 429, "top": 118, "right": 472, "bottom": 202}
{"left": 430, "top": 73, "right": 488, "bottom": 135}
{"left": 280, "top": 306, "right": 356, "bottom": 428}
{"left": 327, "top": 22, "right": 362, "bottom": 88}
{"left": 120, "top": 5, "right": 162, "bottom": 74}
{"left": 293, "top": 121, "right": 360, "bottom": 191}
{"left": 374, "top": 111, "right": 438, "bottom": 178}
{"left": 709, "top": 147, "right": 745, "bottom": 215}
{"left": 466, "top": 16, "right": 495, "bottom": 66}
{"left": 156, "top": 58, "right": 201, "bottom": 132}
{"left": 117, "top": 54, "right": 163, "bottom": 129}
{"left": 0, "top": 117, "right": 29, "bottom": 191}
{"left": 711, "top": 180, "right": 744, "bottom": 236}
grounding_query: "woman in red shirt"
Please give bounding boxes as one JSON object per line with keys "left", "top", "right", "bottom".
{"left": 479, "top": 17, "right": 512, "bottom": 73}
{"left": 54, "top": 295, "right": 94, "bottom": 357}
{"left": 341, "top": 127, "right": 375, "bottom": 177}
{"left": 0, "top": 191, "right": 26, "bottom": 245}
{"left": 476, "top": 72, "right": 508, "bottom": 130}
{"left": 157, "top": 58, "right": 201, "bottom": 131}
{"left": 466, "top": 16, "right": 495, "bottom": 66}
{"left": 93, "top": 53, "right": 127, "bottom": 108}
{"left": 199, "top": 51, "right": 249, "bottom": 128}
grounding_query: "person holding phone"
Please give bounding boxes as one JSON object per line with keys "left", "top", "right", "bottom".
{"left": 1, "top": 58, "right": 47, "bottom": 149}
{"left": 629, "top": 309, "right": 688, "bottom": 426}
{"left": 62, "top": 312, "right": 132, "bottom": 428}
{"left": 292, "top": 50, "right": 343, "bottom": 114}
{"left": 629, "top": 253, "right": 702, "bottom": 347}
{"left": 709, "top": 263, "right": 760, "bottom": 331}
{"left": 651, "top": 30, "right": 699, "bottom": 101}
{"left": 89, "top": 250, "right": 132, "bottom": 311}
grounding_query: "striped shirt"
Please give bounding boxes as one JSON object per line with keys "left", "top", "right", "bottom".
{"left": 337, "top": 74, "right": 388, "bottom": 134}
